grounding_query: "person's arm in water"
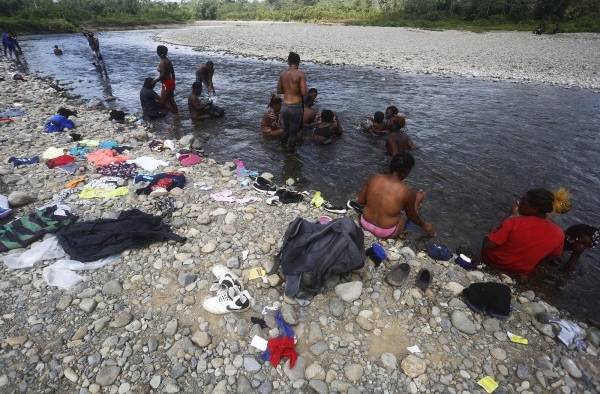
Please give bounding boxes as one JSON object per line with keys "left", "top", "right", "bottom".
{"left": 334, "top": 115, "right": 344, "bottom": 135}
{"left": 404, "top": 189, "right": 435, "bottom": 237}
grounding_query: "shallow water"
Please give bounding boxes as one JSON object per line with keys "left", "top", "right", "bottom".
{"left": 20, "top": 29, "right": 600, "bottom": 322}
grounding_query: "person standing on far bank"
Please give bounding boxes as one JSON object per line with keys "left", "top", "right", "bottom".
{"left": 277, "top": 51, "right": 307, "bottom": 153}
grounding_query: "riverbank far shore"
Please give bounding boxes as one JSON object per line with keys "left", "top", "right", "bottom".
{"left": 158, "top": 21, "right": 600, "bottom": 90}
{"left": 1, "top": 58, "right": 599, "bottom": 393}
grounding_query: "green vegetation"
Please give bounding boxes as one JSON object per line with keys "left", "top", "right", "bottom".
{"left": 0, "top": 0, "right": 598, "bottom": 34}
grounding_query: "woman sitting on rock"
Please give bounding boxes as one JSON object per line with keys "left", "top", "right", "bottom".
{"left": 260, "top": 94, "right": 284, "bottom": 138}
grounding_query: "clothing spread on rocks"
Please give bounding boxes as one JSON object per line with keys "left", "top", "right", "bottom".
{"left": 55, "top": 209, "right": 185, "bottom": 262}
{"left": 0, "top": 205, "right": 78, "bottom": 253}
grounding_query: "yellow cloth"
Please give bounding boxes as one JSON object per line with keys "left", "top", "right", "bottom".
{"left": 79, "top": 186, "right": 129, "bottom": 199}
{"left": 42, "top": 147, "right": 66, "bottom": 160}
{"left": 311, "top": 191, "right": 325, "bottom": 208}
{"left": 477, "top": 376, "right": 499, "bottom": 393}
{"left": 79, "top": 139, "right": 100, "bottom": 147}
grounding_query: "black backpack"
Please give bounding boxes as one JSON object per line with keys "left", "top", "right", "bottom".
{"left": 272, "top": 217, "right": 366, "bottom": 297}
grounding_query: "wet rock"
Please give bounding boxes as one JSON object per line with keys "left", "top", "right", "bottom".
{"left": 450, "top": 310, "right": 477, "bottom": 335}
{"left": 401, "top": 355, "right": 427, "bottom": 378}
{"left": 335, "top": 281, "right": 363, "bottom": 302}
{"left": 95, "top": 366, "right": 120, "bottom": 386}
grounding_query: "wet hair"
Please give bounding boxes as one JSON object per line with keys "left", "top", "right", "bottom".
{"left": 389, "top": 152, "right": 415, "bottom": 175}
{"left": 321, "top": 110, "right": 334, "bottom": 122}
{"left": 57, "top": 107, "right": 77, "bottom": 118}
{"left": 373, "top": 111, "right": 385, "bottom": 123}
{"left": 386, "top": 106, "right": 399, "bottom": 115}
{"left": 192, "top": 81, "right": 202, "bottom": 92}
{"left": 566, "top": 224, "right": 600, "bottom": 248}
{"left": 54, "top": 45, "right": 59, "bottom": 49}
{"left": 395, "top": 116, "right": 406, "bottom": 129}
{"left": 525, "top": 188, "right": 555, "bottom": 215}
{"left": 308, "top": 87, "right": 317, "bottom": 95}
{"left": 206, "top": 61, "right": 214, "bottom": 67}
{"left": 288, "top": 52, "right": 300, "bottom": 66}
{"left": 269, "top": 94, "right": 282, "bottom": 108}
{"left": 157, "top": 45, "right": 168, "bottom": 57}
{"left": 143, "top": 77, "right": 154, "bottom": 89}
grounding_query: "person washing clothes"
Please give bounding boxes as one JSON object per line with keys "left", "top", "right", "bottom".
{"left": 482, "top": 188, "right": 570, "bottom": 277}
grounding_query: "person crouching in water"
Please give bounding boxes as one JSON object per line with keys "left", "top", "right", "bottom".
{"left": 482, "top": 188, "right": 568, "bottom": 278}
{"left": 356, "top": 152, "right": 436, "bottom": 238}
{"left": 260, "top": 94, "right": 284, "bottom": 138}
{"left": 188, "top": 82, "right": 224, "bottom": 121}
{"left": 562, "top": 224, "right": 599, "bottom": 274}
{"left": 385, "top": 115, "right": 415, "bottom": 156}
{"left": 312, "top": 109, "right": 343, "bottom": 145}
{"left": 53, "top": 45, "right": 63, "bottom": 56}
{"left": 140, "top": 77, "right": 166, "bottom": 120}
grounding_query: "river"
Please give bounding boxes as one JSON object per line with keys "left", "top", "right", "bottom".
{"left": 19, "top": 29, "right": 600, "bottom": 322}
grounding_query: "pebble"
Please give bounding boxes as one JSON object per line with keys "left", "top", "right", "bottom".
{"left": 164, "top": 319, "right": 178, "bottom": 336}
{"left": 102, "top": 279, "right": 123, "bottom": 296}
{"left": 150, "top": 375, "right": 161, "bottom": 389}
{"left": 381, "top": 353, "right": 397, "bottom": 370}
{"left": 55, "top": 295, "right": 72, "bottom": 311}
{"left": 491, "top": 347, "right": 507, "bottom": 360}
{"left": 344, "top": 363, "right": 364, "bottom": 382}
{"left": 202, "top": 242, "right": 217, "bottom": 253}
{"left": 191, "top": 331, "right": 211, "bottom": 348}
{"left": 329, "top": 297, "right": 345, "bottom": 317}
{"left": 401, "top": 355, "right": 427, "bottom": 378}
{"left": 560, "top": 357, "right": 582, "bottom": 378}
{"left": 308, "top": 379, "right": 328, "bottom": 394}
{"left": 450, "top": 310, "right": 478, "bottom": 335}
{"left": 243, "top": 356, "right": 261, "bottom": 372}
{"left": 63, "top": 367, "right": 78, "bottom": 383}
{"left": 79, "top": 298, "right": 97, "bottom": 313}
{"left": 95, "top": 366, "right": 121, "bottom": 386}
{"left": 7, "top": 191, "right": 35, "bottom": 207}
{"left": 335, "top": 281, "right": 363, "bottom": 302}
{"left": 305, "top": 363, "right": 326, "bottom": 380}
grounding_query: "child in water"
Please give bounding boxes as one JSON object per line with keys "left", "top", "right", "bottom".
{"left": 361, "top": 111, "right": 388, "bottom": 135}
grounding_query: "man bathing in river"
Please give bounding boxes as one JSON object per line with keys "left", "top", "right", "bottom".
{"left": 196, "top": 61, "right": 216, "bottom": 95}
{"left": 277, "top": 51, "right": 307, "bottom": 153}
{"left": 357, "top": 152, "right": 436, "bottom": 238}
{"left": 154, "top": 45, "right": 178, "bottom": 115}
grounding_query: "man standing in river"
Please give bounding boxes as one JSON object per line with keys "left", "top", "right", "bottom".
{"left": 153, "top": 45, "right": 178, "bottom": 115}
{"left": 277, "top": 52, "right": 307, "bottom": 153}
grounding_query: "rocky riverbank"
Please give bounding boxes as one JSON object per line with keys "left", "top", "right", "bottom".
{"left": 158, "top": 21, "right": 600, "bottom": 90}
{"left": 0, "top": 58, "right": 599, "bottom": 394}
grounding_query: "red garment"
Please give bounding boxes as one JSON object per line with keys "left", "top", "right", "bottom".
{"left": 483, "top": 215, "right": 564, "bottom": 275}
{"left": 162, "top": 79, "right": 176, "bottom": 92}
{"left": 266, "top": 337, "right": 297, "bottom": 368}
{"left": 46, "top": 155, "right": 75, "bottom": 169}
{"left": 152, "top": 178, "right": 174, "bottom": 191}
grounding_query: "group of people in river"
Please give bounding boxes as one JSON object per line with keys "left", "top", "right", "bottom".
{"left": 10, "top": 34, "right": 595, "bottom": 285}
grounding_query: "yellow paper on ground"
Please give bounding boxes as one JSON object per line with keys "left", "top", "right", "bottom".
{"left": 507, "top": 331, "right": 529, "bottom": 345}
{"left": 247, "top": 267, "right": 266, "bottom": 280}
{"left": 477, "top": 376, "right": 499, "bottom": 393}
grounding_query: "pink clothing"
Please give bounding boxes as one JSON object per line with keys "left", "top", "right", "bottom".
{"left": 360, "top": 215, "right": 397, "bottom": 238}
{"left": 86, "top": 149, "right": 129, "bottom": 167}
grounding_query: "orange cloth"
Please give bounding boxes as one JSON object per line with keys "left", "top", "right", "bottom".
{"left": 65, "top": 176, "right": 86, "bottom": 189}
{"left": 86, "top": 149, "right": 129, "bottom": 167}
{"left": 162, "top": 79, "right": 176, "bottom": 92}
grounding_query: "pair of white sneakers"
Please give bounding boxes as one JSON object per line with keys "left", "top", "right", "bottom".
{"left": 202, "top": 265, "right": 253, "bottom": 314}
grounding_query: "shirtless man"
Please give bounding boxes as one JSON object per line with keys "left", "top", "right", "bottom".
{"left": 196, "top": 61, "right": 215, "bottom": 95}
{"left": 153, "top": 45, "right": 178, "bottom": 115}
{"left": 357, "top": 152, "right": 435, "bottom": 238}
{"left": 277, "top": 52, "right": 307, "bottom": 153}
{"left": 385, "top": 106, "right": 405, "bottom": 132}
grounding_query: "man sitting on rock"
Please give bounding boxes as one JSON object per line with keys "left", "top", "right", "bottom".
{"left": 356, "top": 152, "right": 435, "bottom": 239}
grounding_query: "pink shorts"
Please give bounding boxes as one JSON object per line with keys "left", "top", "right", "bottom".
{"left": 360, "top": 215, "right": 397, "bottom": 239}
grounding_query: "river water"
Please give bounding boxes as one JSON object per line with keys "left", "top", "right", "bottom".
{"left": 19, "top": 29, "right": 600, "bottom": 322}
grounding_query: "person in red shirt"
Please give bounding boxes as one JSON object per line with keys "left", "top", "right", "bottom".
{"left": 482, "top": 188, "right": 565, "bottom": 276}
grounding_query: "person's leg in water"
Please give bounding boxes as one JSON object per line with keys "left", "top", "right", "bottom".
{"left": 390, "top": 189, "right": 426, "bottom": 238}
{"left": 2, "top": 43, "right": 6, "bottom": 57}
{"left": 160, "top": 84, "right": 178, "bottom": 115}
{"left": 281, "top": 104, "right": 303, "bottom": 152}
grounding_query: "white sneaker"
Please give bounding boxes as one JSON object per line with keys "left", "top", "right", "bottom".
{"left": 202, "top": 287, "right": 252, "bottom": 314}
{"left": 210, "top": 264, "right": 243, "bottom": 292}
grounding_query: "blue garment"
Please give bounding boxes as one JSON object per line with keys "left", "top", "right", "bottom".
{"left": 99, "top": 140, "right": 118, "bottom": 149}
{"left": 69, "top": 146, "right": 90, "bottom": 157}
{"left": 8, "top": 156, "right": 39, "bottom": 167}
{"left": 1, "top": 32, "right": 9, "bottom": 46}
{"left": 44, "top": 115, "right": 75, "bottom": 133}
{"left": 0, "top": 108, "right": 25, "bottom": 117}
{"left": 426, "top": 243, "right": 453, "bottom": 261}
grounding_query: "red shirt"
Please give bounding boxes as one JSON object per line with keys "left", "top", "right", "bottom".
{"left": 483, "top": 216, "right": 564, "bottom": 275}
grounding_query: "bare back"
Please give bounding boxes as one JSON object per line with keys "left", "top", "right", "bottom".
{"left": 359, "top": 174, "right": 412, "bottom": 229}
{"left": 278, "top": 68, "right": 307, "bottom": 105}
